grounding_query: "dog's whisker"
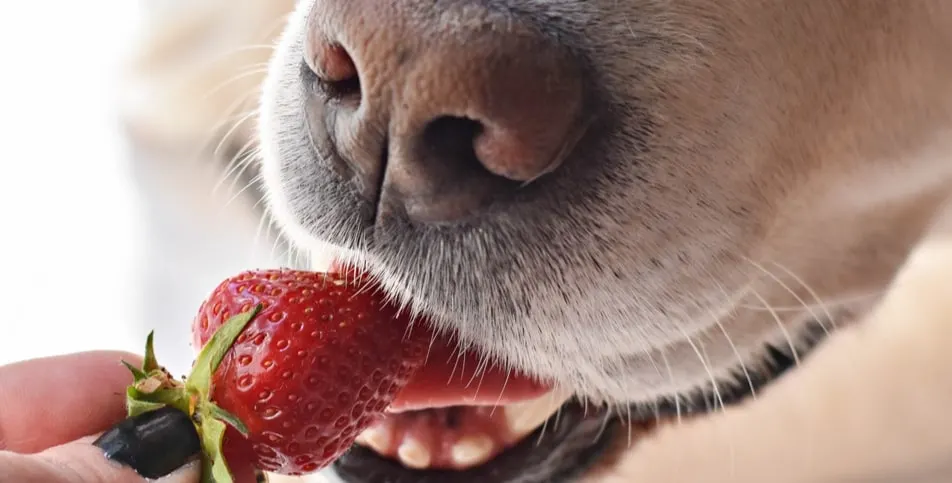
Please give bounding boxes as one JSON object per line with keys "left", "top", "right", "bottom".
{"left": 625, "top": 402, "right": 634, "bottom": 448}
{"left": 470, "top": 359, "right": 491, "bottom": 403}
{"left": 735, "top": 288, "right": 884, "bottom": 312}
{"left": 687, "top": 330, "right": 739, "bottom": 476}
{"left": 748, "top": 286, "right": 802, "bottom": 366}
{"left": 593, "top": 408, "right": 613, "bottom": 446}
{"left": 221, "top": 172, "right": 264, "bottom": 211}
{"left": 743, "top": 256, "right": 832, "bottom": 337}
{"left": 212, "top": 138, "right": 259, "bottom": 195}
{"left": 213, "top": 109, "right": 261, "bottom": 158}
{"left": 161, "top": 44, "right": 276, "bottom": 72}
{"left": 196, "top": 108, "right": 260, "bottom": 154}
{"left": 467, "top": 350, "right": 492, "bottom": 395}
{"left": 269, "top": 214, "right": 288, "bottom": 261}
{"left": 697, "top": 265, "right": 759, "bottom": 400}
{"left": 537, "top": 389, "right": 566, "bottom": 447}
{"left": 225, "top": 148, "right": 263, "bottom": 197}
{"left": 446, "top": 347, "right": 465, "bottom": 386}
{"left": 183, "top": 100, "right": 260, "bottom": 169}
{"left": 535, "top": 412, "right": 550, "bottom": 447}
{"left": 551, "top": 389, "right": 564, "bottom": 429}
{"left": 689, "top": 331, "right": 727, "bottom": 413}
{"left": 200, "top": 67, "right": 271, "bottom": 102}
{"left": 250, "top": 207, "right": 289, "bottom": 265}
{"left": 657, "top": 345, "right": 683, "bottom": 425}
{"left": 488, "top": 369, "right": 511, "bottom": 418}
{"left": 769, "top": 260, "right": 840, "bottom": 331}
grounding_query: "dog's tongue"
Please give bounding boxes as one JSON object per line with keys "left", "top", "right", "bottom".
{"left": 389, "top": 335, "right": 551, "bottom": 412}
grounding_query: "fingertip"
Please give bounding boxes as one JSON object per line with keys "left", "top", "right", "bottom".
{"left": 38, "top": 436, "right": 202, "bottom": 482}
{"left": 0, "top": 350, "right": 147, "bottom": 452}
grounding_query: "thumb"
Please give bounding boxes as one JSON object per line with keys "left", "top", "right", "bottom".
{"left": 0, "top": 437, "right": 200, "bottom": 483}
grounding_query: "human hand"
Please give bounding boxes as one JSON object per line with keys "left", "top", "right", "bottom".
{"left": 0, "top": 351, "right": 200, "bottom": 482}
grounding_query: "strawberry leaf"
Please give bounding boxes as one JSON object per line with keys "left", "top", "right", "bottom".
{"left": 199, "top": 417, "right": 234, "bottom": 483}
{"left": 126, "top": 384, "right": 191, "bottom": 413}
{"left": 143, "top": 331, "right": 159, "bottom": 373}
{"left": 125, "top": 388, "right": 166, "bottom": 418}
{"left": 121, "top": 360, "right": 147, "bottom": 382}
{"left": 207, "top": 402, "right": 250, "bottom": 437}
{"left": 187, "top": 305, "right": 261, "bottom": 398}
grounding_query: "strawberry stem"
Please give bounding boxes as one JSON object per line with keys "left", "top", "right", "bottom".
{"left": 120, "top": 305, "right": 264, "bottom": 483}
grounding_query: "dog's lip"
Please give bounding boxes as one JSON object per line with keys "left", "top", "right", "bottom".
{"left": 388, "top": 337, "right": 552, "bottom": 412}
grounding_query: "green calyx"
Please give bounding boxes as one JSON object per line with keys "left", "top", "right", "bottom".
{"left": 122, "top": 304, "right": 262, "bottom": 483}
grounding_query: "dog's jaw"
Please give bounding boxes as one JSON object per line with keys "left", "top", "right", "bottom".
{"left": 258, "top": 0, "right": 952, "bottom": 407}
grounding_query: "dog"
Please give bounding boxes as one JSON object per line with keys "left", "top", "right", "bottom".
{"left": 124, "top": 1, "right": 952, "bottom": 481}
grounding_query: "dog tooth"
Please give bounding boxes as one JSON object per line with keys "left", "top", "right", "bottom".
{"left": 397, "top": 438, "right": 432, "bottom": 469}
{"left": 451, "top": 434, "right": 495, "bottom": 467}
{"left": 504, "top": 389, "right": 572, "bottom": 438}
{"left": 355, "top": 426, "right": 391, "bottom": 453}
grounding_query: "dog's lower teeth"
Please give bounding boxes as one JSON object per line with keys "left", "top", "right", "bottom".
{"left": 503, "top": 390, "right": 572, "bottom": 440}
{"left": 355, "top": 425, "right": 391, "bottom": 453}
{"left": 451, "top": 434, "right": 495, "bottom": 467}
{"left": 353, "top": 391, "right": 570, "bottom": 470}
{"left": 397, "top": 438, "right": 432, "bottom": 469}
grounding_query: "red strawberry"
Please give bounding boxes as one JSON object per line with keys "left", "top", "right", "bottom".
{"left": 121, "top": 268, "right": 430, "bottom": 483}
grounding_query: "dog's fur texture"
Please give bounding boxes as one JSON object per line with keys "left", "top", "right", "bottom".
{"left": 125, "top": 1, "right": 952, "bottom": 481}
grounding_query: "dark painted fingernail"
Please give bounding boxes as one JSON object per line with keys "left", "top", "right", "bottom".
{"left": 93, "top": 406, "right": 201, "bottom": 479}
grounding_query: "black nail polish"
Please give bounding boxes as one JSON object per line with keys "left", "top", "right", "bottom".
{"left": 93, "top": 406, "right": 201, "bottom": 479}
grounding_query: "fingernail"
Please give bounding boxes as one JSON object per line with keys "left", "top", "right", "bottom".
{"left": 93, "top": 406, "right": 201, "bottom": 479}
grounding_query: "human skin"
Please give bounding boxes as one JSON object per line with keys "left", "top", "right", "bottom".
{"left": 0, "top": 351, "right": 200, "bottom": 483}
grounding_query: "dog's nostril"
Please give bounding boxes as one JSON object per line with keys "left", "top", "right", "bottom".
{"left": 307, "top": 41, "right": 361, "bottom": 99}
{"left": 421, "top": 117, "right": 486, "bottom": 173}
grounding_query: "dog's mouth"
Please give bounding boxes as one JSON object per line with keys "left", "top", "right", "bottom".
{"left": 362, "top": 349, "right": 559, "bottom": 472}
{"left": 324, "top": 319, "right": 828, "bottom": 483}
{"left": 327, "top": 334, "right": 618, "bottom": 483}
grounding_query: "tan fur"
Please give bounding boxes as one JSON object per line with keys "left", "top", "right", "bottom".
{"left": 124, "top": 1, "right": 952, "bottom": 481}
{"left": 584, "top": 206, "right": 952, "bottom": 482}
{"left": 120, "top": 0, "right": 294, "bottom": 152}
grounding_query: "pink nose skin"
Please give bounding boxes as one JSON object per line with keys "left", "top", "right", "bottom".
{"left": 302, "top": 1, "right": 588, "bottom": 223}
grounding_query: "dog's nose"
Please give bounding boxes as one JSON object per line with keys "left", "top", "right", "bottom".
{"left": 303, "top": 2, "right": 586, "bottom": 223}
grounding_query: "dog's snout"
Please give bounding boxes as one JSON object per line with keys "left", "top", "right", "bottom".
{"left": 303, "top": 2, "right": 587, "bottom": 223}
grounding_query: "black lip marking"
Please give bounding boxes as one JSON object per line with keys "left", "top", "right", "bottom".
{"left": 93, "top": 406, "right": 201, "bottom": 480}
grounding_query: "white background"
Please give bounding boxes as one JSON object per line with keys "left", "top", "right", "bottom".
{"left": 0, "top": 2, "right": 151, "bottom": 365}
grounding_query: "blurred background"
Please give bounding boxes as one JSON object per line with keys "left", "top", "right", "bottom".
{"left": 0, "top": 0, "right": 305, "bottom": 377}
